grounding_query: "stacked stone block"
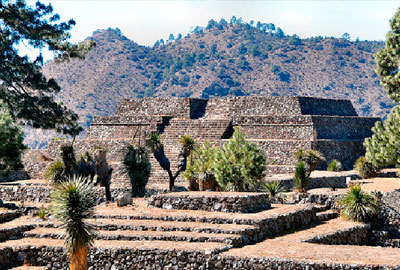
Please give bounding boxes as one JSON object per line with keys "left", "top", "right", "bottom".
{"left": 28, "top": 96, "right": 379, "bottom": 188}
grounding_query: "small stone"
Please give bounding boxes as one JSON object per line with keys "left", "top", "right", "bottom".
{"left": 116, "top": 193, "right": 132, "bottom": 207}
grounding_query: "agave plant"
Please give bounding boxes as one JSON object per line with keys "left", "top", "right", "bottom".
{"left": 50, "top": 176, "right": 97, "bottom": 270}
{"left": 263, "top": 180, "right": 286, "bottom": 203}
{"left": 338, "top": 183, "right": 379, "bottom": 222}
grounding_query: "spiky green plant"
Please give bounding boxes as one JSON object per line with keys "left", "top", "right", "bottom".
{"left": 180, "top": 135, "right": 195, "bottom": 156}
{"left": 338, "top": 184, "right": 379, "bottom": 222}
{"left": 50, "top": 176, "right": 97, "bottom": 270}
{"left": 263, "top": 180, "right": 286, "bottom": 203}
{"left": 37, "top": 206, "right": 47, "bottom": 220}
{"left": 123, "top": 144, "right": 151, "bottom": 197}
{"left": 147, "top": 132, "right": 163, "bottom": 152}
{"left": 354, "top": 156, "right": 378, "bottom": 179}
{"left": 184, "top": 141, "right": 218, "bottom": 191}
{"left": 45, "top": 160, "right": 65, "bottom": 184}
{"left": 293, "top": 161, "right": 309, "bottom": 193}
{"left": 294, "top": 148, "right": 325, "bottom": 172}
{"left": 214, "top": 130, "right": 266, "bottom": 192}
{"left": 327, "top": 159, "right": 343, "bottom": 172}
{"left": 264, "top": 180, "right": 284, "bottom": 198}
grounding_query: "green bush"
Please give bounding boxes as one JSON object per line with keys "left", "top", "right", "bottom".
{"left": 294, "top": 148, "right": 325, "bottom": 172}
{"left": 214, "top": 130, "right": 266, "bottom": 191}
{"left": 354, "top": 156, "right": 378, "bottom": 179}
{"left": 122, "top": 144, "right": 151, "bottom": 197}
{"left": 184, "top": 141, "right": 219, "bottom": 191}
{"left": 0, "top": 105, "right": 27, "bottom": 171}
{"left": 45, "top": 160, "right": 65, "bottom": 184}
{"left": 327, "top": 159, "right": 343, "bottom": 172}
{"left": 37, "top": 206, "right": 47, "bottom": 220}
{"left": 293, "top": 161, "right": 309, "bottom": 193}
{"left": 338, "top": 184, "right": 379, "bottom": 222}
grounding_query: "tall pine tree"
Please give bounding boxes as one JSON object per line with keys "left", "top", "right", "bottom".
{"left": 0, "top": 0, "right": 94, "bottom": 136}
{"left": 365, "top": 8, "right": 400, "bottom": 167}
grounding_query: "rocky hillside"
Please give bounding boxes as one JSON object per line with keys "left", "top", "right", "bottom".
{"left": 28, "top": 21, "right": 391, "bottom": 147}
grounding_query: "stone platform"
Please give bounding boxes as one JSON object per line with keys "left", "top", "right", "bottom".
{"left": 148, "top": 192, "right": 271, "bottom": 213}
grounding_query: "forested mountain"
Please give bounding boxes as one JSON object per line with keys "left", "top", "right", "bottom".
{"left": 28, "top": 19, "right": 391, "bottom": 147}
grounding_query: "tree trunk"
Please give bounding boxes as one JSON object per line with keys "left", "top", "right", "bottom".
{"left": 70, "top": 245, "right": 88, "bottom": 270}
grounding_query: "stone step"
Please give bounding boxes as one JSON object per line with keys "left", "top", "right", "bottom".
{"left": 24, "top": 227, "right": 245, "bottom": 247}
{"left": 314, "top": 204, "right": 330, "bottom": 213}
{"left": 0, "top": 210, "right": 21, "bottom": 224}
{"left": 10, "top": 266, "right": 47, "bottom": 270}
{"left": 315, "top": 210, "right": 339, "bottom": 222}
{"left": 47, "top": 218, "right": 258, "bottom": 235}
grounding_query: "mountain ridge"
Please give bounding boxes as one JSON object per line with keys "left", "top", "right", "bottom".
{"left": 26, "top": 22, "right": 392, "bottom": 147}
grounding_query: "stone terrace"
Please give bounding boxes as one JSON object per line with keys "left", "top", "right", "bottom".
{"left": 23, "top": 96, "right": 380, "bottom": 188}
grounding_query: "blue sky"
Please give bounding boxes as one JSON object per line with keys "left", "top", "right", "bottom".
{"left": 29, "top": 0, "right": 399, "bottom": 46}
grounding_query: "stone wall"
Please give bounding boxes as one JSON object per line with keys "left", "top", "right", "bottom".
{"left": 312, "top": 116, "right": 378, "bottom": 140}
{"left": 148, "top": 192, "right": 271, "bottom": 213}
{"left": 21, "top": 96, "right": 380, "bottom": 185}
{"left": 0, "top": 171, "right": 29, "bottom": 182}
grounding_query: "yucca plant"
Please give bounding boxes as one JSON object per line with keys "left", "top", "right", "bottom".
{"left": 338, "top": 184, "right": 379, "bottom": 222}
{"left": 184, "top": 141, "right": 219, "bottom": 191}
{"left": 354, "top": 156, "right": 378, "bottom": 179}
{"left": 45, "top": 160, "right": 65, "bottom": 184}
{"left": 327, "top": 159, "right": 343, "bottom": 172}
{"left": 293, "top": 161, "right": 309, "bottom": 193}
{"left": 180, "top": 135, "right": 195, "bottom": 157}
{"left": 294, "top": 148, "right": 325, "bottom": 172}
{"left": 123, "top": 144, "right": 151, "bottom": 197}
{"left": 263, "top": 180, "right": 286, "bottom": 203}
{"left": 50, "top": 176, "right": 97, "bottom": 270}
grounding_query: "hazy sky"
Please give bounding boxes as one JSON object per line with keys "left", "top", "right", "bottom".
{"left": 29, "top": 0, "right": 399, "bottom": 46}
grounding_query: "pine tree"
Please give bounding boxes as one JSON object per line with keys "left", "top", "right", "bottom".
{"left": 365, "top": 8, "right": 400, "bottom": 167}
{"left": 214, "top": 130, "right": 266, "bottom": 192}
{"left": 0, "top": 1, "right": 94, "bottom": 136}
{"left": 0, "top": 104, "right": 26, "bottom": 170}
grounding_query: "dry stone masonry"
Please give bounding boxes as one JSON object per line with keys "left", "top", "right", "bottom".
{"left": 25, "top": 96, "right": 380, "bottom": 188}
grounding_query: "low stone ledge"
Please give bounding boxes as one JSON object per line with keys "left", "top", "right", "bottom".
{"left": 0, "top": 210, "right": 21, "bottom": 223}
{"left": 304, "top": 224, "right": 370, "bottom": 245}
{"left": 148, "top": 192, "right": 271, "bottom": 213}
{"left": 217, "top": 255, "right": 399, "bottom": 270}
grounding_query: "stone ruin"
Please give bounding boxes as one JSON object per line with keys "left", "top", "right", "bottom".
{"left": 27, "top": 96, "right": 380, "bottom": 188}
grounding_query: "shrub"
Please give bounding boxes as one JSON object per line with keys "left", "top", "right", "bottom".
{"left": 122, "top": 144, "right": 151, "bottom": 197}
{"left": 294, "top": 148, "right": 325, "bottom": 172}
{"left": 263, "top": 180, "right": 286, "bottom": 203}
{"left": 184, "top": 141, "right": 219, "bottom": 191}
{"left": 327, "top": 159, "right": 343, "bottom": 172}
{"left": 59, "top": 143, "right": 77, "bottom": 177}
{"left": 354, "top": 156, "right": 378, "bottom": 179}
{"left": 338, "top": 184, "right": 379, "bottom": 222}
{"left": 214, "top": 130, "right": 266, "bottom": 191}
{"left": 0, "top": 105, "right": 27, "bottom": 171}
{"left": 45, "top": 160, "right": 65, "bottom": 184}
{"left": 37, "top": 206, "right": 47, "bottom": 220}
{"left": 293, "top": 161, "right": 309, "bottom": 193}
